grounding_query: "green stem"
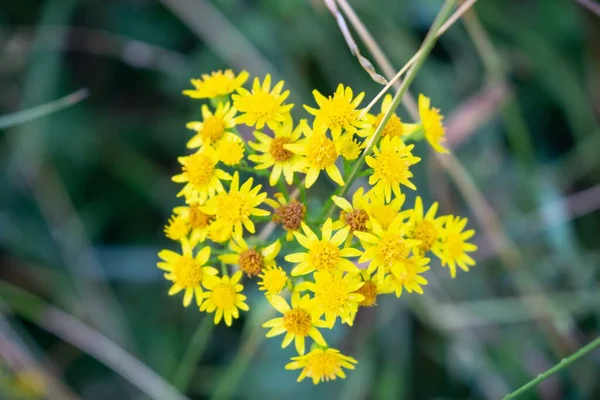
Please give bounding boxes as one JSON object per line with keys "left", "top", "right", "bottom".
{"left": 276, "top": 179, "right": 290, "bottom": 201}
{"left": 173, "top": 317, "right": 215, "bottom": 391}
{"left": 503, "top": 336, "right": 600, "bottom": 399}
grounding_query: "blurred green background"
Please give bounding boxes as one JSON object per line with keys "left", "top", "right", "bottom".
{"left": 1, "top": 0, "right": 600, "bottom": 399}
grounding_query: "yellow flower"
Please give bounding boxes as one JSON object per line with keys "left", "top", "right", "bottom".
{"left": 408, "top": 196, "right": 446, "bottom": 254}
{"left": 285, "top": 219, "right": 362, "bottom": 276}
{"left": 219, "top": 236, "right": 281, "bottom": 278}
{"left": 359, "top": 94, "right": 417, "bottom": 138}
{"left": 200, "top": 271, "right": 249, "bottom": 326}
{"left": 172, "top": 147, "right": 231, "bottom": 203}
{"left": 157, "top": 239, "right": 218, "bottom": 307}
{"left": 331, "top": 187, "right": 371, "bottom": 236}
{"left": 364, "top": 188, "right": 407, "bottom": 230}
{"left": 186, "top": 102, "right": 238, "bottom": 148}
{"left": 285, "top": 124, "right": 344, "bottom": 188}
{"left": 232, "top": 74, "right": 293, "bottom": 130}
{"left": 298, "top": 270, "right": 364, "bottom": 327}
{"left": 215, "top": 135, "right": 245, "bottom": 166}
{"left": 383, "top": 255, "right": 429, "bottom": 297}
{"left": 335, "top": 133, "right": 364, "bottom": 160}
{"left": 202, "top": 172, "right": 269, "bottom": 242}
{"left": 285, "top": 348, "right": 357, "bottom": 384}
{"left": 419, "top": 94, "right": 449, "bottom": 153}
{"left": 173, "top": 203, "right": 214, "bottom": 244}
{"left": 248, "top": 116, "right": 303, "bottom": 186}
{"left": 164, "top": 214, "right": 189, "bottom": 241}
{"left": 264, "top": 193, "right": 306, "bottom": 240}
{"left": 263, "top": 292, "right": 328, "bottom": 355}
{"left": 353, "top": 270, "right": 385, "bottom": 307}
{"left": 183, "top": 69, "right": 249, "bottom": 99}
{"left": 366, "top": 136, "right": 420, "bottom": 201}
{"left": 355, "top": 214, "right": 420, "bottom": 283}
{"left": 433, "top": 216, "right": 477, "bottom": 278}
{"left": 258, "top": 265, "right": 288, "bottom": 296}
{"left": 304, "top": 84, "right": 365, "bottom": 139}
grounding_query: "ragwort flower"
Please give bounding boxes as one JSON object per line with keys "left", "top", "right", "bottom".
{"left": 285, "top": 348, "right": 357, "bottom": 384}
{"left": 305, "top": 84, "right": 365, "bottom": 139}
{"left": 408, "top": 196, "right": 445, "bottom": 254}
{"left": 186, "top": 102, "right": 238, "bottom": 148}
{"left": 258, "top": 265, "right": 288, "bottom": 297}
{"left": 172, "top": 147, "right": 231, "bottom": 203}
{"left": 173, "top": 203, "right": 213, "bottom": 244}
{"left": 419, "top": 94, "right": 449, "bottom": 153}
{"left": 383, "top": 255, "right": 430, "bottom": 297}
{"left": 183, "top": 69, "right": 249, "bottom": 99}
{"left": 359, "top": 94, "right": 417, "bottom": 139}
{"left": 200, "top": 271, "right": 249, "bottom": 326}
{"left": 219, "top": 236, "right": 280, "bottom": 278}
{"left": 433, "top": 216, "right": 477, "bottom": 278}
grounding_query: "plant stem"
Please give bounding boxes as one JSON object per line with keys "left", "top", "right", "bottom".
{"left": 173, "top": 317, "right": 215, "bottom": 391}
{"left": 503, "top": 336, "right": 600, "bottom": 399}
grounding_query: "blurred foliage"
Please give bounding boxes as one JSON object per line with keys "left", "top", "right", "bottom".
{"left": 1, "top": 0, "right": 599, "bottom": 399}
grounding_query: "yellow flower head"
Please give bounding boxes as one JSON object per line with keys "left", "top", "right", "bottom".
{"left": 202, "top": 172, "right": 269, "bottom": 242}
{"left": 215, "top": 134, "right": 245, "bottom": 166}
{"left": 298, "top": 270, "right": 364, "bottom": 327}
{"left": 219, "top": 236, "right": 281, "bottom": 278}
{"left": 335, "top": 133, "right": 364, "bottom": 160}
{"left": 164, "top": 214, "right": 190, "bottom": 241}
{"left": 285, "top": 123, "right": 344, "bottom": 188}
{"left": 331, "top": 187, "right": 371, "bottom": 236}
{"left": 304, "top": 84, "right": 365, "bottom": 139}
{"left": 157, "top": 239, "right": 218, "bottom": 307}
{"left": 248, "top": 116, "right": 303, "bottom": 186}
{"left": 285, "top": 348, "right": 357, "bottom": 384}
{"left": 173, "top": 203, "right": 214, "bottom": 244}
{"left": 285, "top": 219, "right": 362, "bottom": 276}
{"left": 183, "top": 69, "right": 249, "bottom": 99}
{"left": 433, "top": 216, "right": 477, "bottom": 278}
{"left": 354, "top": 270, "right": 385, "bottom": 307}
{"left": 265, "top": 193, "right": 306, "bottom": 240}
{"left": 366, "top": 136, "right": 420, "bottom": 201}
{"left": 419, "top": 94, "right": 449, "bottom": 153}
{"left": 232, "top": 74, "right": 293, "bottom": 130}
{"left": 365, "top": 188, "right": 407, "bottom": 231}
{"left": 258, "top": 265, "right": 288, "bottom": 296}
{"left": 172, "top": 147, "right": 232, "bottom": 203}
{"left": 409, "top": 196, "right": 446, "bottom": 254}
{"left": 355, "top": 214, "right": 420, "bottom": 283}
{"left": 383, "top": 255, "right": 430, "bottom": 297}
{"left": 359, "top": 94, "right": 417, "bottom": 139}
{"left": 263, "top": 292, "right": 328, "bottom": 355}
{"left": 200, "top": 271, "right": 249, "bottom": 326}
{"left": 186, "top": 102, "right": 238, "bottom": 148}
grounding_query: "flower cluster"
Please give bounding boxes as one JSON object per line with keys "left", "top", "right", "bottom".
{"left": 158, "top": 69, "right": 477, "bottom": 384}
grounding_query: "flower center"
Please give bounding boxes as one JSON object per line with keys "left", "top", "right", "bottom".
{"left": 343, "top": 209, "right": 369, "bottom": 232}
{"left": 173, "top": 255, "right": 203, "bottom": 288}
{"left": 283, "top": 308, "right": 313, "bottom": 336}
{"left": 238, "top": 249, "right": 264, "bottom": 277}
{"left": 217, "top": 139, "right": 244, "bottom": 165}
{"left": 212, "top": 284, "right": 237, "bottom": 309}
{"left": 305, "top": 352, "right": 340, "bottom": 381}
{"left": 269, "top": 137, "right": 293, "bottom": 162}
{"left": 261, "top": 268, "right": 287, "bottom": 294}
{"left": 201, "top": 116, "right": 225, "bottom": 143}
{"left": 373, "top": 149, "right": 408, "bottom": 184}
{"left": 309, "top": 241, "right": 341, "bottom": 272}
{"left": 322, "top": 98, "right": 356, "bottom": 130}
{"left": 189, "top": 205, "right": 213, "bottom": 228}
{"left": 356, "top": 281, "right": 377, "bottom": 307}
{"left": 273, "top": 200, "right": 306, "bottom": 231}
{"left": 306, "top": 134, "right": 337, "bottom": 169}
{"left": 338, "top": 136, "right": 361, "bottom": 160}
{"left": 413, "top": 220, "right": 437, "bottom": 252}
{"left": 375, "top": 113, "right": 404, "bottom": 137}
{"left": 376, "top": 233, "right": 409, "bottom": 267}
{"left": 316, "top": 278, "right": 346, "bottom": 313}
{"left": 185, "top": 153, "right": 216, "bottom": 186}
{"left": 216, "top": 193, "right": 248, "bottom": 223}
{"left": 164, "top": 216, "right": 189, "bottom": 240}
{"left": 246, "top": 92, "right": 279, "bottom": 119}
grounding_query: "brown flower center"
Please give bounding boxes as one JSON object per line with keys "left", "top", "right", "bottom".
{"left": 189, "top": 205, "right": 213, "bottom": 228}
{"left": 342, "top": 209, "right": 369, "bottom": 232}
{"left": 238, "top": 249, "right": 264, "bottom": 277}
{"left": 269, "top": 137, "right": 293, "bottom": 162}
{"left": 283, "top": 308, "right": 313, "bottom": 336}
{"left": 356, "top": 281, "right": 377, "bottom": 307}
{"left": 273, "top": 200, "right": 306, "bottom": 231}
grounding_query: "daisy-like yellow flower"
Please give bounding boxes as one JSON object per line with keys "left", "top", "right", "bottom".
{"left": 157, "top": 239, "right": 218, "bottom": 307}
{"left": 359, "top": 94, "right": 417, "bottom": 139}
{"left": 219, "top": 236, "right": 280, "bottom": 278}
{"left": 331, "top": 187, "right": 370, "bottom": 236}
{"left": 365, "top": 188, "right": 407, "bottom": 230}
{"left": 200, "top": 271, "right": 249, "bottom": 326}
{"left": 173, "top": 203, "right": 213, "bottom": 244}
{"left": 285, "top": 348, "right": 357, "bottom": 384}
{"left": 419, "top": 94, "right": 449, "bottom": 153}
{"left": 232, "top": 74, "right": 293, "bottom": 130}
{"left": 335, "top": 133, "right": 364, "bottom": 160}
{"left": 172, "top": 147, "right": 231, "bottom": 204}
{"left": 183, "top": 69, "right": 249, "bottom": 99}
{"left": 265, "top": 193, "right": 306, "bottom": 240}
{"left": 433, "top": 216, "right": 477, "bottom": 278}
{"left": 366, "top": 136, "right": 420, "bottom": 201}
{"left": 186, "top": 102, "right": 238, "bottom": 148}
{"left": 408, "top": 196, "right": 446, "bottom": 255}
{"left": 353, "top": 270, "right": 385, "bottom": 307}
{"left": 355, "top": 214, "right": 420, "bottom": 283}
{"left": 383, "top": 255, "right": 430, "bottom": 297}
{"left": 285, "top": 124, "right": 344, "bottom": 188}
{"left": 202, "top": 172, "right": 269, "bottom": 242}
{"left": 258, "top": 265, "right": 288, "bottom": 296}
{"left": 215, "top": 135, "right": 245, "bottom": 166}
{"left": 164, "top": 214, "right": 189, "bottom": 241}
{"left": 248, "top": 116, "right": 303, "bottom": 186}
{"left": 298, "top": 270, "right": 364, "bottom": 327}
{"left": 263, "top": 292, "right": 328, "bottom": 355}
{"left": 304, "top": 84, "right": 365, "bottom": 139}
{"left": 285, "top": 219, "right": 361, "bottom": 276}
